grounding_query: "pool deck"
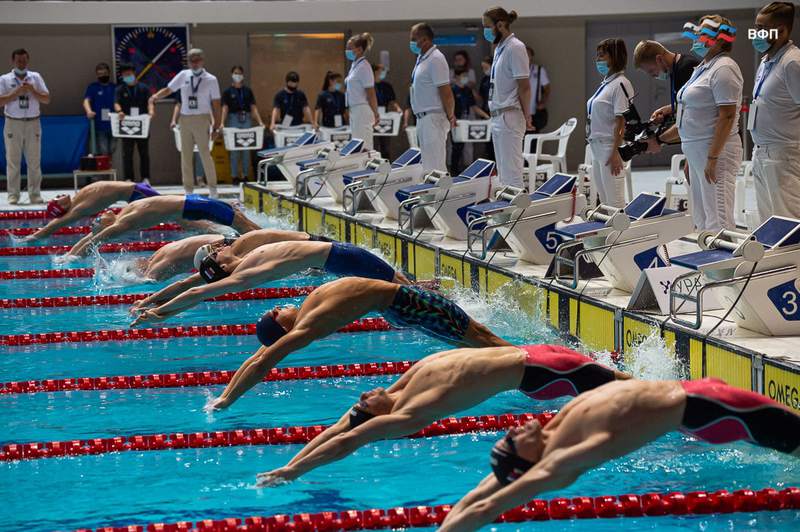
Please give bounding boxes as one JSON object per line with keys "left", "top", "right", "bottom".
{"left": 241, "top": 180, "right": 800, "bottom": 414}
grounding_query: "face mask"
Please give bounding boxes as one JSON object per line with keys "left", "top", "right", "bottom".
{"left": 191, "top": 67, "right": 204, "bottom": 75}
{"left": 691, "top": 41, "right": 709, "bottom": 58}
{"left": 409, "top": 41, "right": 421, "bottom": 55}
{"left": 13, "top": 67, "right": 27, "bottom": 77}
{"left": 232, "top": 73, "right": 244, "bottom": 83}
{"left": 379, "top": 70, "right": 387, "bottom": 81}
{"left": 345, "top": 49, "right": 357, "bottom": 61}
{"left": 333, "top": 82, "right": 342, "bottom": 91}
{"left": 656, "top": 70, "right": 669, "bottom": 81}
{"left": 483, "top": 67, "right": 490, "bottom": 76}
{"left": 595, "top": 60, "right": 609, "bottom": 76}
{"left": 752, "top": 36, "right": 772, "bottom": 53}
{"left": 98, "top": 75, "right": 110, "bottom": 84}
{"left": 459, "top": 75, "right": 469, "bottom": 86}
{"left": 122, "top": 74, "right": 136, "bottom": 85}
{"left": 286, "top": 82, "right": 298, "bottom": 90}
{"left": 483, "top": 27, "right": 495, "bottom": 43}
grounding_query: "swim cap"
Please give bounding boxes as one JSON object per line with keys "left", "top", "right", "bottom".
{"left": 46, "top": 197, "right": 68, "bottom": 218}
{"left": 193, "top": 244, "right": 215, "bottom": 270}
{"left": 198, "top": 254, "right": 229, "bottom": 284}
{"left": 489, "top": 436, "right": 535, "bottom": 486}
{"left": 256, "top": 311, "right": 288, "bottom": 346}
{"left": 348, "top": 405, "right": 375, "bottom": 429}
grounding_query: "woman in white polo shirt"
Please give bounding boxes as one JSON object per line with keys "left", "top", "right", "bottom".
{"left": 586, "top": 38, "right": 633, "bottom": 208}
{"left": 482, "top": 7, "right": 531, "bottom": 188}
{"left": 345, "top": 32, "right": 380, "bottom": 150}
{"left": 650, "top": 16, "right": 742, "bottom": 231}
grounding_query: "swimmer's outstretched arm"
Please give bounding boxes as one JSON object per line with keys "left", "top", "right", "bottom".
{"left": 131, "top": 273, "right": 204, "bottom": 311}
{"left": 68, "top": 220, "right": 130, "bottom": 257}
{"left": 257, "top": 411, "right": 420, "bottom": 486}
{"left": 439, "top": 433, "right": 612, "bottom": 532}
{"left": 29, "top": 210, "right": 83, "bottom": 240}
{"left": 130, "top": 275, "right": 247, "bottom": 325}
{"left": 284, "top": 410, "right": 352, "bottom": 468}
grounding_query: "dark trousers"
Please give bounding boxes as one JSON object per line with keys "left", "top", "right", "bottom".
{"left": 122, "top": 137, "right": 150, "bottom": 181}
{"left": 375, "top": 135, "right": 392, "bottom": 160}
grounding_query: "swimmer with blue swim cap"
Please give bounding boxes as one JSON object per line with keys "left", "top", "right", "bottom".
{"left": 440, "top": 378, "right": 800, "bottom": 531}
{"left": 254, "top": 344, "right": 630, "bottom": 487}
{"left": 130, "top": 229, "right": 316, "bottom": 311}
{"left": 66, "top": 194, "right": 261, "bottom": 257}
{"left": 207, "top": 277, "right": 512, "bottom": 412}
{"left": 130, "top": 239, "right": 410, "bottom": 326}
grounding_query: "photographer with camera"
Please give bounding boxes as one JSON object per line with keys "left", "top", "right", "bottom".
{"left": 634, "top": 40, "right": 699, "bottom": 127}
{"left": 586, "top": 38, "right": 633, "bottom": 207}
{"left": 645, "top": 15, "right": 742, "bottom": 232}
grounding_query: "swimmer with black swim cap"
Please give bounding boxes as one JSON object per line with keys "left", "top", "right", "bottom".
{"left": 440, "top": 377, "right": 800, "bottom": 531}
{"left": 252, "top": 344, "right": 629, "bottom": 486}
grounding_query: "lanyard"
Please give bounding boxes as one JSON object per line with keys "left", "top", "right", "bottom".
{"left": 190, "top": 73, "right": 203, "bottom": 95}
{"left": 490, "top": 35, "right": 513, "bottom": 82}
{"left": 669, "top": 57, "right": 678, "bottom": 112}
{"left": 349, "top": 57, "right": 365, "bottom": 77}
{"left": 754, "top": 61, "right": 775, "bottom": 100}
{"left": 411, "top": 46, "right": 436, "bottom": 84}
{"left": 587, "top": 72, "right": 620, "bottom": 115}
{"left": 234, "top": 87, "right": 246, "bottom": 110}
{"left": 677, "top": 54, "right": 725, "bottom": 105}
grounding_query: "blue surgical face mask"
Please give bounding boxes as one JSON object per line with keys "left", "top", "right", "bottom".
{"left": 123, "top": 74, "right": 136, "bottom": 85}
{"left": 691, "top": 41, "right": 709, "bottom": 58}
{"left": 483, "top": 27, "right": 495, "bottom": 43}
{"left": 752, "top": 36, "right": 772, "bottom": 54}
{"left": 409, "top": 41, "right": 421, "bottom": 55}
{"left": 379, "top": 70, "right": 387, "bottom": 81}
{"left": 595, "top": 60, "right": 609, "bottom": 76}
{"left": 345, "top": 49, "right": 356, "bottom": 61}
{"left": 13, "top": 67, "right": 27, "bottom": 77}
{"left": 191, "top": 67, "right": 204, "bottom": 75}
{"left": 333, "top": 82, "right": 342, "bottom": 91}
{"left": 656, "top": 70, "right": 669, "bottom": 81}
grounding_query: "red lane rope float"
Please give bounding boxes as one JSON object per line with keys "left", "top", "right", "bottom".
{"left": 2, "top": 412, "right": 552, "bottom": 462}
{"left": 0, "top": 223, "right": 183, "bottom": 237}
{"left": 0, "top": 317, "right": 391, "bottom": 346}
{"left": 79, "top": 487, "right": 800, "bottom": 531}
{"left": 0, "top": 241, "right": 168, "bottom": 256}
{"left": 0, "top": 207, "right": 122, "bottom": 221}
{"left": 1, "top": 286, "right": 316, "bottom": 309}
{"left": 0, "top": 359, "right": 417, "bottom": 395}
{"left": 0, "top": 268, "right": 96, "bottom": 280}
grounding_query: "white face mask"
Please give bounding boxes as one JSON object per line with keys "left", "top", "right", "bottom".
{"left": 191, "top": 67, "right": 204, "bottom": 75}
{"left": 232, "top": 73, "right": 244, "bottom": 83}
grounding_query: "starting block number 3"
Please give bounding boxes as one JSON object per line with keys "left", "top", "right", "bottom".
{"left": 768, "top": 280, "right": 800, "bottom": 321}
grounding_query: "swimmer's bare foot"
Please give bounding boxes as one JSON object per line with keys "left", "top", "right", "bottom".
{"left": 256, "top": 467, "right": 296, "bottom": 487}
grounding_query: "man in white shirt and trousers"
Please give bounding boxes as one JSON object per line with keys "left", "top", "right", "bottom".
{"left": 749, "top": 2, "right": 800, "bottom": 223}
{"left": 409, "top": 22, "right": 456, "bottom": 173}
{"left": 482, "top": 7, "right": 532, "bottom": 189}
{"left": 150, "top": 48, "right": 222, "bottom": 198}
{"left": 0, "top": 48, "right": 50, "bottom": 205}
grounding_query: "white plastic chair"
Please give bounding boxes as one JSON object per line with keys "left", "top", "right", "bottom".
{"left": 735, "top": 160, "right": 757, "bottom": 230}
{"left": 523, "top": 117, "right": 578, "bottom": 189}
{"left": 664, "top": 154, "right": 690, "bottom": 212}
{"left": 577, "top": 143, "right": 596, "bottom": 206}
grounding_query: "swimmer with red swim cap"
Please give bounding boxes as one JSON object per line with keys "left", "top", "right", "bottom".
{"left": 440, "top": 377, "right": 800, "bottom": 531}
{"left": 28, "top": 181, "right": 160, "bottom": 242}
{"left": 255, "top": 344, "right": 629, "bottom": 487}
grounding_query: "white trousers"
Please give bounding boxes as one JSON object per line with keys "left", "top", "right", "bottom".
{"left": 490, "top": 108, "right": 526, "bottom": 188}
{"left": 349, "top": 104, "right": 374, "bottom": 150}
{"left": 752, "top": 143, "right": 800, "bottom": 224}
{"left": 417, "top": 113, "right": 450, "bottom": 173}
{"left": 589, "top": 138, "right": 625, "bottom": 208}
{"left": 3, "top": 117, "right": 42, "bottom": 201}
{"left": 682, "top": 134, "right": 742, "bottom": 232}
{"left": 179, "top": 114, "right": 217, "bottom": 197}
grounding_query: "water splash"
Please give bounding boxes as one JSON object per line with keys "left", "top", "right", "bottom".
{"left": 241, "top": 207, "right": 295, "bottom": 231}
{"left": 622, "top": 331, "right": 686, "bottom": 381}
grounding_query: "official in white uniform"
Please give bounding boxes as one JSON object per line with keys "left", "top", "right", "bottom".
{"left": 482, "top": 7, "right": 531, "bottom": 188}
{"left": 0, "top": 48, "right": 50, "bottom": 205}
{"left": 409, "top": 22, "right": 456, "bottom": 173}
{"left": 345, "top": 32, "right": 380, "bottom": 150}
{"left": 750, "top": 2, "right": 800, "bottom": 223}
{"left": 150, "top": 48, "right": 222, "bottom": 197}
{"left": 586, "top": 39, "right": 632, "bottom": 208}
{"left": 654, "top": 16, "right": 742, "bottom": 232}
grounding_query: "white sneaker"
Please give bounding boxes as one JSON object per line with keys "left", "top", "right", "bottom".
{"left": 28, "top": 195, "right": 44, "bottom": 204}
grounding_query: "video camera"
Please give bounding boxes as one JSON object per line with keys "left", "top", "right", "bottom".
{"left": 617, "top": 95, "right": 674, "bottom": 162}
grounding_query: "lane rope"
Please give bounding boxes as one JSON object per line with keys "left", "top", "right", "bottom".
{"left": 79, "top": 486, "right": 800, "bottom": 531}
{"left": 1, "top": 268, "right": 95, "bottom": 280}
{"left": 0, "top": 207, "right": 122, "bottom": 221}
{"left": 0, "top": 360, "right": 417, "bottom": 395}
{"left": 0, "top": 222, "right": 183, "bottom": 237}
{"left": 1, "top": 412, "right": 554, "bottom": 462}
{"left": 1, "top": 286, "right": 316, "bottom": 309}
{"left": 0, "top": 317, "right": 392, "bottom": 346}
{"left": 0, "top": 241, "right": 169, "bottom": 256}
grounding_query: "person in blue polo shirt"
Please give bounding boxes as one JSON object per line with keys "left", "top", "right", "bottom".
{"left": 82, "top": 62, "right": 116, "bottom": 156}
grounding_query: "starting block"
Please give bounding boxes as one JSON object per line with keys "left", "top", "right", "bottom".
{"left": 294, "top": 139, "right": 379, "bottom": 200}
{"left": 340, "top": 148, "right": 424, "bottom": 216}
{"left": 465, "top": 173, "right": 586, "bottom": 263}
{"left": 256, "top": 132, "right": 331, "bottom": 186}
{"left": 669, "top": 216, "right": 800, "bottom": 335}
{"left": 553, "top": 192, "right": 694, "bottom": 292}
{"left": 396, "top": 159, "right": 495, "bottom": 240}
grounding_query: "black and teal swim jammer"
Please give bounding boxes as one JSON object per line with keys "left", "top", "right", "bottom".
{"left": 384, "top": 286, "right": 471, "bottom": 344}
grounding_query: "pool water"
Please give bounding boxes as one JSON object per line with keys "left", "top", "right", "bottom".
{"left": 1, "top": 214, "right": 798, "bottom": 532}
